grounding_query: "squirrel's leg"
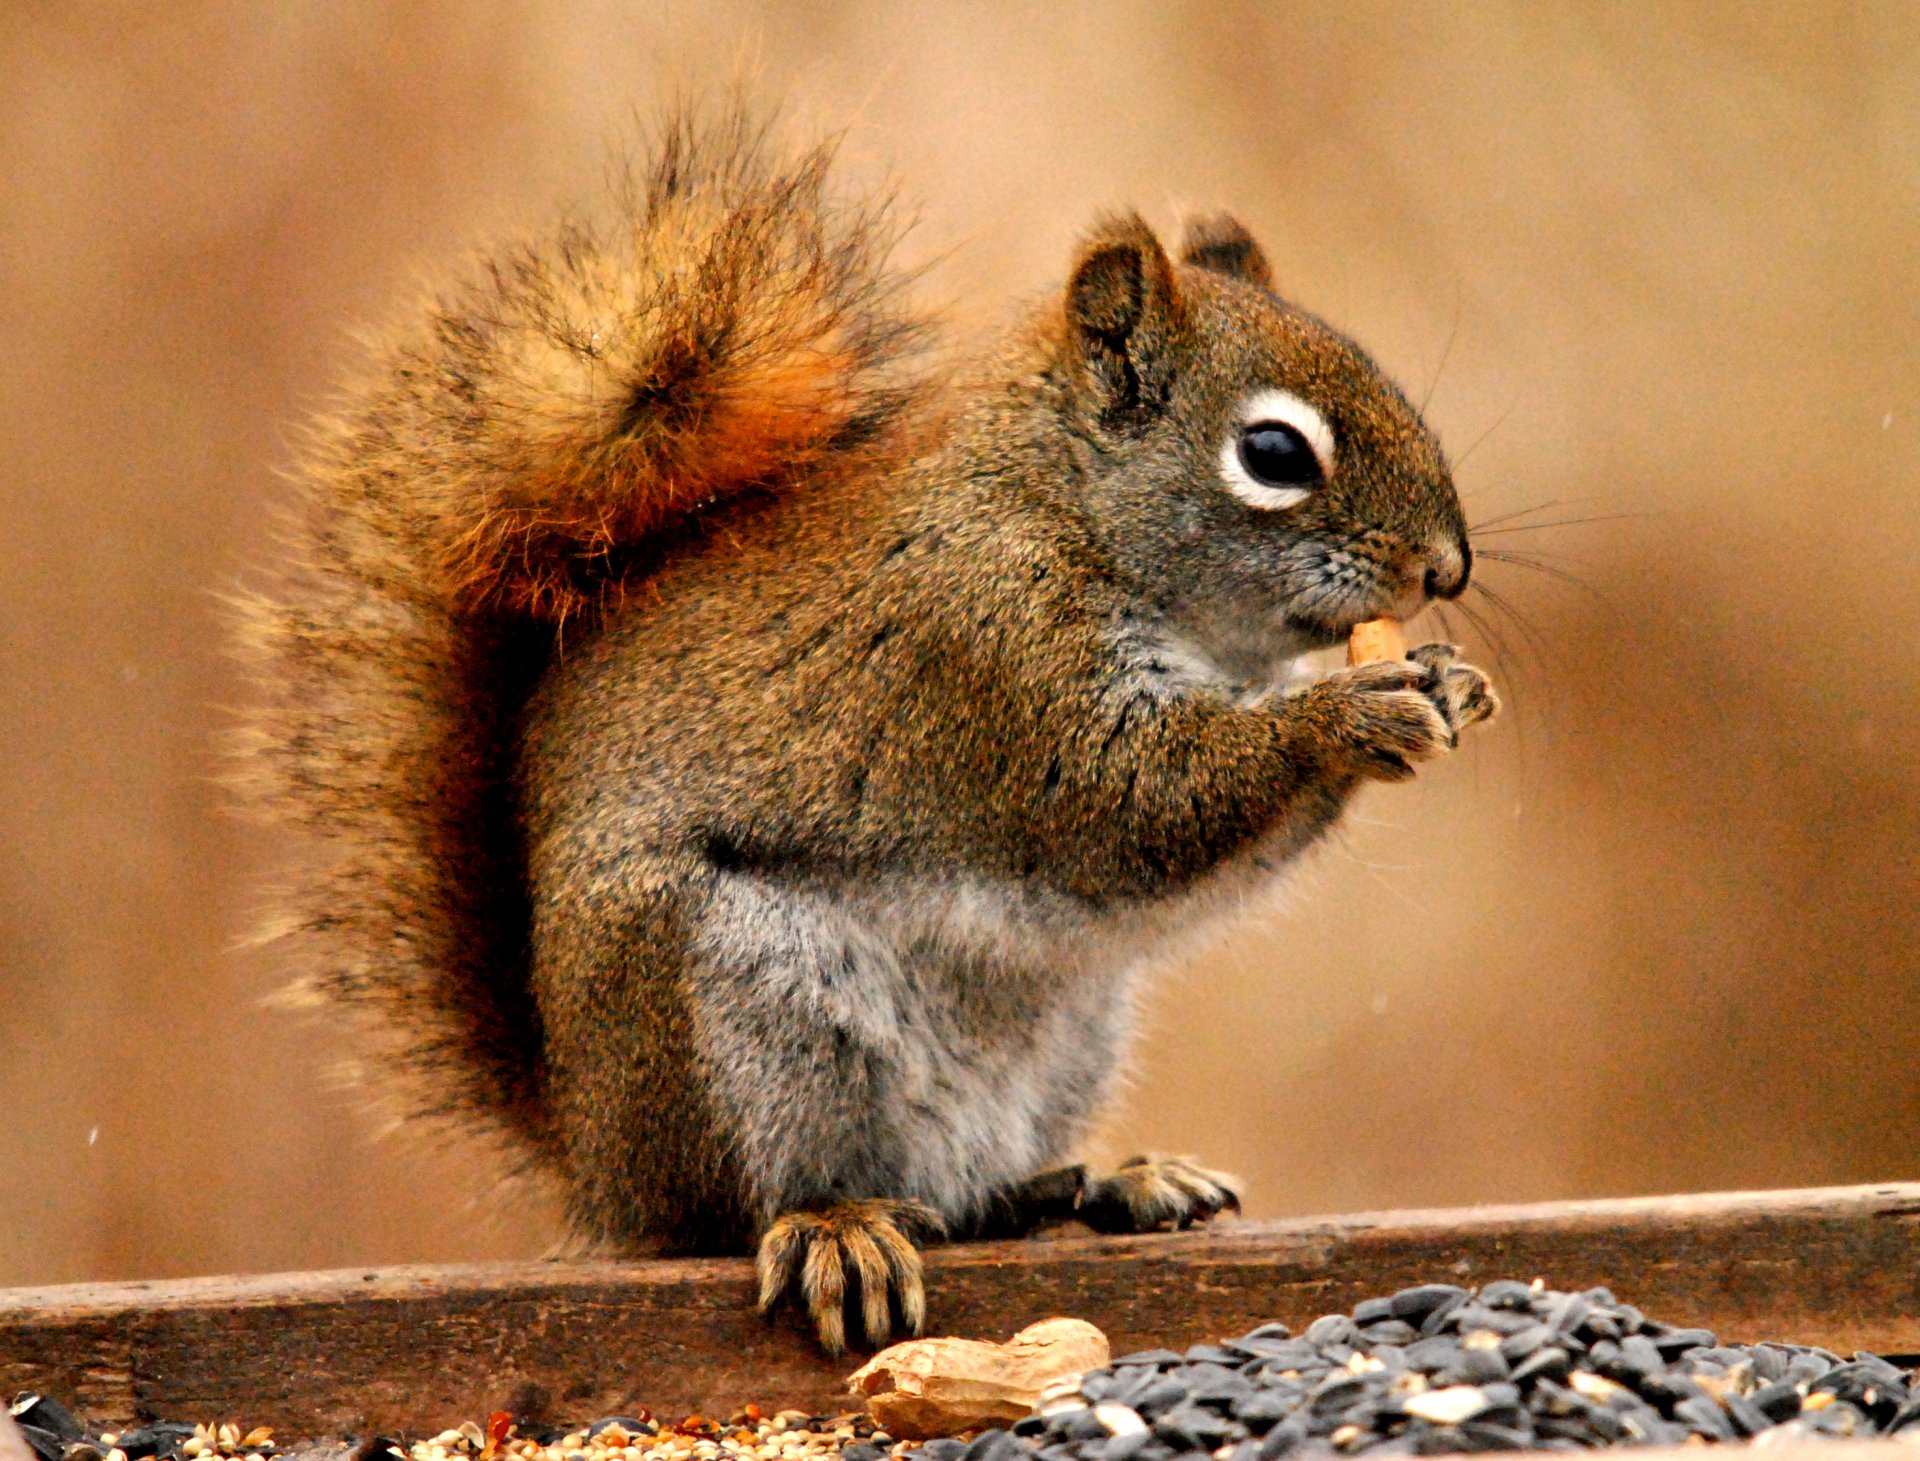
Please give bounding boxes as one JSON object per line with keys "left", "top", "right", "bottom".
{"left": 1057, "top": 645, "right": 1498, "bottom": 895}
{"left": 756, "top": 1198, "right": 946, "bottom": 1354}
{"left": 966, "top": 1158, "right": 1241, "bottom": 1238}
{"left": 964, "top": 1164, "right": 1089, "bottom": 1238}
{"left": 528, "top": 876, "right": 755, "bottom": 1254}
{"left": 680, "top": 869, "right": 980, "bottom": 1352}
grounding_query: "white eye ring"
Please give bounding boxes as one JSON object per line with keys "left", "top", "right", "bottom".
{"left": 1217, "top": 387, "right": 1336, "bottom": 511}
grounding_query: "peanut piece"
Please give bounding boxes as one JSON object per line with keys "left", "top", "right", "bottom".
{"left": 1347, "top": 617, "right": 1407, "bottom": 665}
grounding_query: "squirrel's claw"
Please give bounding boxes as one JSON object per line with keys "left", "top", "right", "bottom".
{"left": 1076, "top": 1154, "right": 1243, "bottom": 1234}
{"left": 756, "top": 1198, "right": 945, "bottom": 1354}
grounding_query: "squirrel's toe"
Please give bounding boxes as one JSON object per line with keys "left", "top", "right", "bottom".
{"left": 799, "top": 1228, "right": 850, "bottom": 1354}
{"left": 756, "top": 1210, "right": 816, "bottom": 1314}
{"left": 757, "top": 1198, "right": 943, "bottom": 1354}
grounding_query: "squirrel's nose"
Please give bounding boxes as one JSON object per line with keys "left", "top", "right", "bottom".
{"left": 1423, "top": 540, "right": 1471, "bottom": 601}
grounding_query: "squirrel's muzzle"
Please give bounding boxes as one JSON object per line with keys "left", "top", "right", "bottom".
{"left": 1423, "top": 539, "right": 1472, "bottom": 601}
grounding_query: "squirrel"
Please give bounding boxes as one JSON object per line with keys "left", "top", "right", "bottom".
{"left": 234, "top": 109, "right": 1497, "bottom": 1354}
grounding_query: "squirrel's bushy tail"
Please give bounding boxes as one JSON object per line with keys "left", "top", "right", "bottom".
{"left": 232, "top": 110, "right": 929, "bottom": 1160}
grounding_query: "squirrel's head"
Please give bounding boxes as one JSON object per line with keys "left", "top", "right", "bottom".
{"left": 1047, "top": 211, "right": 1470, "bottom": 677}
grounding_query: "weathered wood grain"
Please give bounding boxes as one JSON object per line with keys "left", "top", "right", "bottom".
{"left": 4, "top": 1184, "right": 1918, "bottom": 1436}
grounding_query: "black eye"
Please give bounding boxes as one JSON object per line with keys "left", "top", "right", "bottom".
{"left": 1238, "top": 423, "right": 1323, "bottom": 488}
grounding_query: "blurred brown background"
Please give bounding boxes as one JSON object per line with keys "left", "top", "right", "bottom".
{"left": 3, "top": 0, "right": 1918, "bottom": 1289}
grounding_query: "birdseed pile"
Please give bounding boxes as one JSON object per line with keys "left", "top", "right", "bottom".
{"left": 940, "top": 1280, "right": 1920, "bottom": 1459}
{"left": 5, "top": 1402, "right": 892, "bottom": 1461}
{"left": 13, "top": 1278, "right": 1920, "bottom": 1461}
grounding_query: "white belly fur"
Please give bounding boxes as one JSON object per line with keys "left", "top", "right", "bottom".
{"left": 687, "top": 830, "right": 1313, "bottom": 1225}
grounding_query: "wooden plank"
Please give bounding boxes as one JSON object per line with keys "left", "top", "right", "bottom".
{"left": 3, "top": 1183, "right": 1918, "bottom": 1437}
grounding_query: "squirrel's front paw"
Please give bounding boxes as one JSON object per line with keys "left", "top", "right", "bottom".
{"left": 756, "top": 1198, "right": 945, "bottom": 1354}
{"left": 1317, "top": 642, "right": 1499, "bottom": 782}
{"left": 1076, "top": 1154, "right": 1242, "bottom": 1234}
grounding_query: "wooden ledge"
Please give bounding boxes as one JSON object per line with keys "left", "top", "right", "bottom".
{"left": 4, "top": 1183, "right": 1919, "bottom": 1435}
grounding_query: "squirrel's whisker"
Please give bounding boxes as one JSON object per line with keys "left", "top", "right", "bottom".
{"left": 1417, "top": 293, "right": 1464, "bottom": 416}
{"left": 1451, "top": 593, "right": 1522, "bottom": 676}
{"left": 1471, "top": 580, "right": 1556, "bottom": 670}
{"left": 1448, "top": 394, "right": 1520, "bottom": 472}
{"left": 1474, "top": 510, "right": 1645, "bottom": 536}
{"left": 1476, "top": 549, "right": 1609, "bottom": 604}
{"left": 1469, "top": 498, "right": 1562, "bottom": 532}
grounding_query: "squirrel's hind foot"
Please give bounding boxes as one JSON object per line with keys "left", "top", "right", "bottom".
{"left": 756, "top": 1198, "right": 946, "bottom": 1354}
{"left": 1077, "top": 1154, "right": 1243, "bottom": 1234}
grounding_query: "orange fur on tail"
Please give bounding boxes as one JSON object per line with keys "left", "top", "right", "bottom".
{"left": 391, "top": 112, "right": 932, "bottom": 622}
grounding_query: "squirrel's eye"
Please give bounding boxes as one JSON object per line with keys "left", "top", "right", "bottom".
{"left": 1238, "top": 424, "right": 1321, "bottom": 488}
{"left": 1217, "top": 387, "right": 1335, "bottom": 512}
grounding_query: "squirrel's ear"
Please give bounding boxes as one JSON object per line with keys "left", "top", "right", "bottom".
{"left": 1179, "top": 213, "right": 1273, "bottom": 289}
{"left": 1064, "top": 213, "right": 1186, "bottom": 421}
